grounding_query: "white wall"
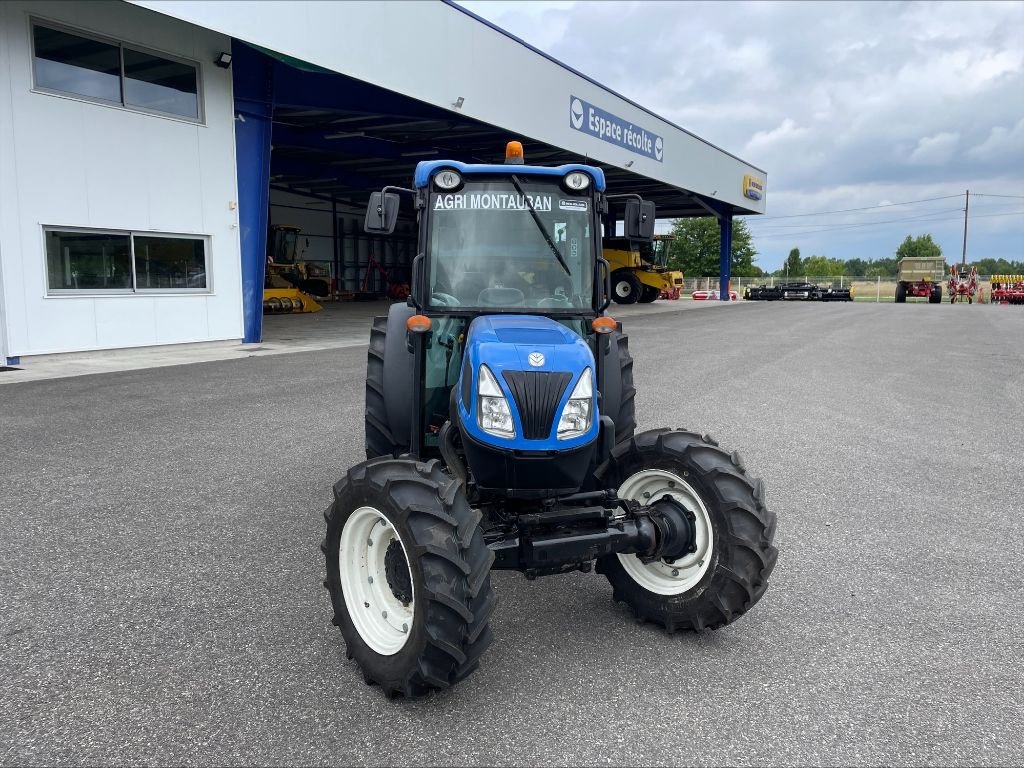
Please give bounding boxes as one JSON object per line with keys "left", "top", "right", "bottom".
{"left": 0, "top": 0, "right": 242, "bottom": 356}
{"left": 129, "top": 0, "right": 767, "bottom": 214}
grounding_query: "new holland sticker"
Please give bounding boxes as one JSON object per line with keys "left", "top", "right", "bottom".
{"left": 743, "top": 175, "right": 764, "bottom": 201}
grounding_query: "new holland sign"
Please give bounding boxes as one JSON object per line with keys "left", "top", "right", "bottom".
{"left": 743, "top": 174, "right": 764, "bottom": 201}
{"left": 569, "top": 96, "right": 663, "bottom": 163}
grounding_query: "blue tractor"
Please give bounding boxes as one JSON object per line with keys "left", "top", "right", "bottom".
{"left": 322, "top": 142, "right": 778, "bottom": 697}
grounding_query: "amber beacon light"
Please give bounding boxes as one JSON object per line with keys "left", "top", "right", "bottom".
{"left": 505, "top": 141, "right": 524, "bottom": 164}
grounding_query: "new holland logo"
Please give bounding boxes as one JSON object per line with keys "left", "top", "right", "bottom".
{"left": 528, "top": 352, "right": 545, "bottom": 368}
{"left": 743, "top": 174, "right": 764, "bottom": 201}
{"left": 570, "top": 98, "right": 585, "bottom": 129}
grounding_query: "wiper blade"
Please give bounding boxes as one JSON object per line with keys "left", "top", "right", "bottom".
{"left": 510, "top": 175, "right": 571, "bottom": 276}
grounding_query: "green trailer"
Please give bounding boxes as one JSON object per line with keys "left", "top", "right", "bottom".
{"left": 896, "top": 257, "right": 944, "bottom": 303}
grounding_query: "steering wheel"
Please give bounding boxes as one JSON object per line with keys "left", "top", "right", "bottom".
{"left": 431, "top": 292, "right": 460, "bottom": 307}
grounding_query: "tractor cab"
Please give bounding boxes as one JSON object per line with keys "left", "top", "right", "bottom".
{"left": 364, "top": 142, "right": 654, "bottom": 461}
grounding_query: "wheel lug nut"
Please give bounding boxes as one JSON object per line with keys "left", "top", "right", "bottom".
{"left": 363, "top": 602, "right": 369, "bottom": 608}
{"left": 382, "top": 610, "right": 388, "bottom": 619}
{"left": 367, "top": 538, "right": 373, "bottom": 546}
{"left": 671, "top": 569, "right": 679, "bottom": 577}
{"left": 367, "top": 576, "right": 373, "bottom": 584}
{"left": 402, "top": 623, "right": 408, "bottom": 633}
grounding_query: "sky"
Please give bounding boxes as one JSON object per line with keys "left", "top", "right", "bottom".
{"left": 457, "top": 0, "right": 1024, "bottom": 272}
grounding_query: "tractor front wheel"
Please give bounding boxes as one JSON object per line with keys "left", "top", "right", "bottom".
{"left": 322, "top": 458, "right": 496, "bottom": 697}
{"left": 595, "top": 429, "right": 777, "bottom": 632}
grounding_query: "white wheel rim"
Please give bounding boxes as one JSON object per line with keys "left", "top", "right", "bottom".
{"left": 339, "top": 506, "right": 414, "bottom": 655}
{"left": 616, "top": 469, "right": 714, "bottom": 595}
{"left": 615, "top": 281, "right": 633, "bottom": 298}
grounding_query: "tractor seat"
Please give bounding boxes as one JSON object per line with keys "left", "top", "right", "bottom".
{"left": 478, "top": 287, "right": 525, "bottom": 307}
{"left": 537, "top": 295, "right": 572, "bottom": 308}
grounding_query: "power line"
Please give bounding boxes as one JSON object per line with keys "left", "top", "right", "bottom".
{"left": 741, "top": 193, "right": 964, "bottom": 221}
{"left": 973, "top": 193, "right": 1024, "bottom": 200}
{"left": 750, "top": 206, "right": 965, "bottom": 230}
{"left": 751, "top": 208, "right": 967, "bottom": 236}
{"left": 751, "top": 209, "right": 1023, "bottom": 240}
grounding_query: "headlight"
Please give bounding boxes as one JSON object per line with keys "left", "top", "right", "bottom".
{"left": 557, "top": 367, "right": 593, "bottom": 440}
{"left": 564, "top": 171, "right": 591, "bottom": 191}
{"left": 477, "top": 365, "right": 515, "bottom": 439}
{"left": 434, "top": 169, "right": 462, "bottom": 191}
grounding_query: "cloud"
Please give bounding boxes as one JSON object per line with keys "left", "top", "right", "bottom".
{"left": 455, "top": 0, "right": 1024, "bottom": 269}
{"left": 908, "top": 133, "right": 960, "bottom": 166}
{"left": 967, "top": 118, "right": 1024, "bottom": 161}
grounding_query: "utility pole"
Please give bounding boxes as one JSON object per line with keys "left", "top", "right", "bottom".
{"left": 961, "top": 189, "right": 969, "bottom": 266}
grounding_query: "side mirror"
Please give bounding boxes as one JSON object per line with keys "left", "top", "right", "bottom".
{"left": 624, "top": 199, "right": 656, "bottom": 241}
{"left": 365, "top": 191, "right": 400, "bottom": 234}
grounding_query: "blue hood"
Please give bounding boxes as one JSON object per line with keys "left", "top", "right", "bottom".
{"left": 456, "top": 315, "right": 598, "bottom": 451}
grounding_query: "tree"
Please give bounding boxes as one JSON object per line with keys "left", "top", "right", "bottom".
{"left": 783, "top": 248, "right": 802, "bottom": 278}
{"left": 668, "top": 217, "right": 759, "bottom": 277}
{"left": 802, "top": 255, "right": 845, "bottom": 277}
{"left": 864, "top": 257, "right": 898, "bottom": 278}
{"left": 843, "top": 258, "right": 868, "bottom": 276}
{"left": 972, "top": 257, "right": 1024, "bottom": 275}
{"left": 896, "top": 234, "right": 942, "bottom": 260}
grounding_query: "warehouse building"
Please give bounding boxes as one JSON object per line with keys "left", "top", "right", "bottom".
{"left": 0, "top": 0, "right": 766, "bottom": 365}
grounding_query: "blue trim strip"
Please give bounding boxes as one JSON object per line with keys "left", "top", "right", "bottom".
{"left": 414, "top": 160, "right": 606, "bottom": 191}
{"left": 443, "top": 0, "right": 766, "bottom": 175}
{"left": 719, "top": 217, "right": 733, "bottom": 302}
{"left": 5, "top": 357, "right": 20, "bottom": 366}
{"left": 233, "top": 41, "right": 274, "bottom": 344}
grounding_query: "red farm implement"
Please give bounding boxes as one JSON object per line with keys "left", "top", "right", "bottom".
{"left": 947, "top": 265, "right": 979, "bottom": 304}
{"left": 991, "top": 275, "right": 1024, "bottom": 305}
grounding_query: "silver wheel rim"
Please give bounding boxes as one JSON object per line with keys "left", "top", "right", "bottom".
{"left": 615, "top": 280, "right": 633, "bottom": 298}
{"left": 339, "top": 506, "right": 414, "bottom": 655}
{"left": 616, "top": 469, "right": 714, "bottom": 595}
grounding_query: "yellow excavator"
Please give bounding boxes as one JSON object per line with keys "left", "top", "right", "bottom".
{"left": 263, "top": 224, "right": 327, "bottom": 314}
{"left": 602, "top": 234, "right": 684, "bottom": 303}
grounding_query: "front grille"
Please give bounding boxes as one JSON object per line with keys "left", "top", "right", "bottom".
{"left": 502, "top": 371, "right": 572, "bottom": 440}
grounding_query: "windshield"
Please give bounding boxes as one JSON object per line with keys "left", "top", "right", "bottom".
{"left": 427, "top": 178, "right": 594, "bottom": 310}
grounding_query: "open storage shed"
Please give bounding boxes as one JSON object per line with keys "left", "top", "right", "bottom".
{"left": 0, "top": 0, "right": 766, "bottom": 362}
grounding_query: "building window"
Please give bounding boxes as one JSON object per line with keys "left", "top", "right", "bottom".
{"left": 31, "top": 21, "right": 201, "bottom": 121}
{"left": 45, "top": 229, "right": 209, "bottom": 294}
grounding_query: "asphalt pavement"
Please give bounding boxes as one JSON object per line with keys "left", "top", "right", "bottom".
{"left": 1, "top": 301, "right": 1022, "bottom": 766}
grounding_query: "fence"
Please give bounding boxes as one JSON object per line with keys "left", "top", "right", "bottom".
{"left": 687, "top": 276, "right": 1006, "bottom": 302}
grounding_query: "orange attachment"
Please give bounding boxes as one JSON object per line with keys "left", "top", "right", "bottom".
{"left": 406, "top": 314, "right": 433, "bottom": 333}
{"left": 505, "top": 141, "right": 524, "bottom": 162}
{"left": 592, "top": 316, "right": 617, "bottom": 335}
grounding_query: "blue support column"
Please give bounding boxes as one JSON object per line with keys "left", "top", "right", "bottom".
{"left": 232, "top": 43, "right": 274, "bottom": 343}
{"left": 719, "top": 215, "right": 733, "bottom": 301}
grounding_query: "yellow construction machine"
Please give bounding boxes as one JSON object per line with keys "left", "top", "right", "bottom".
{"left": 263, "top": 224, "right": 327, "bottom": 314}
{"left": 603, "top": 234, "right": 683, "bottom": 303}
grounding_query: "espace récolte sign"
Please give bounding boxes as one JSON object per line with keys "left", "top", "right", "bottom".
{"left": 569, "top": 96, "right": 663, "bottom": 163}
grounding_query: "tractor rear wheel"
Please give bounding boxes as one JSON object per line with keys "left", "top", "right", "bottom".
{"left": 365, "top": 305, "right": 415, "bottom": 459}
{"left": 595, "top": 429, "right": 777, "bottom": 632}
{"left": 322, "top": 458, "right": 496, "bottom": 697}
{"left": 611, "top": 271, "right": 642, "bottom": 304}
{"left": 895, "top": 283, "right": 907, "bottom": 303}
{"left": 599, "top": 327, "right": 636, "bottom": 445}
{"left": 638, "top": 285, "right": 660, "bottom": 303}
